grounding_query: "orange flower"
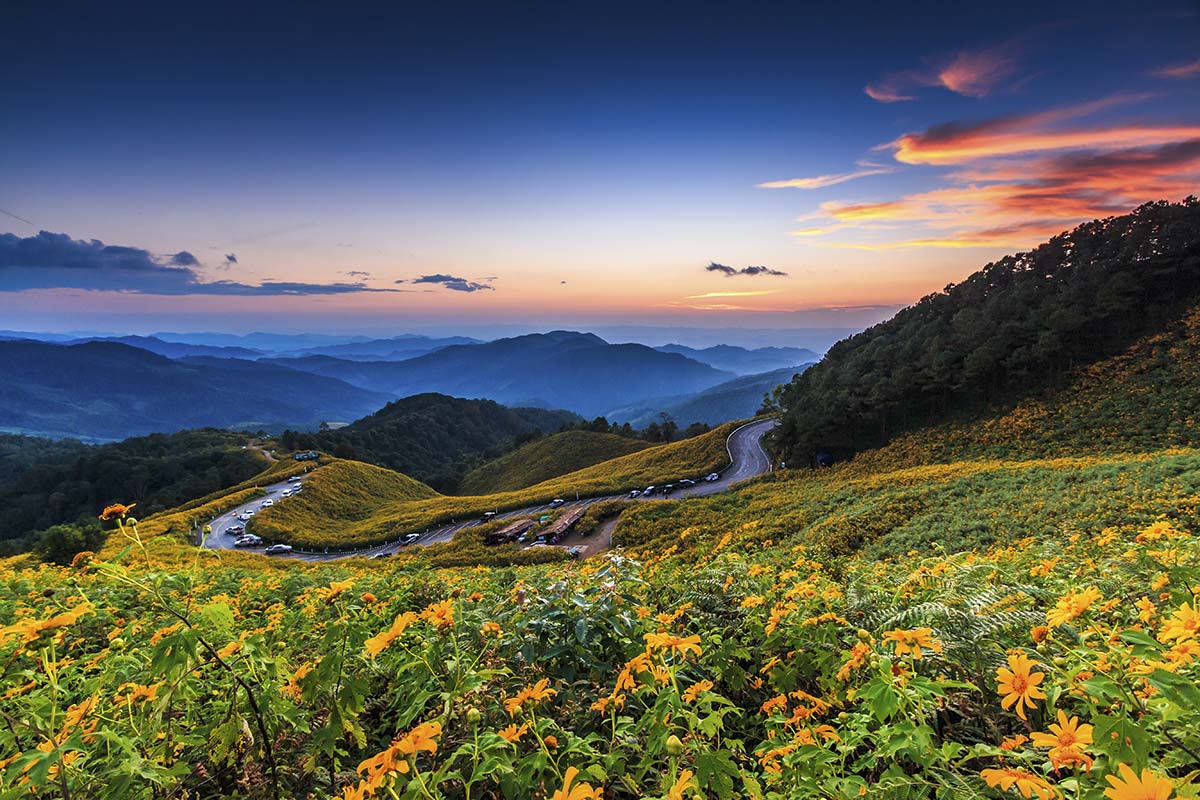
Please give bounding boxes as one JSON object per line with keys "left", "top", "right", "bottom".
{"left": 1000, "top": 734, "right": 1028, "bottom": 751}
{"left": 882, "top": 627, "right": 943, "bottom": 660}
{"left": 1046, "top": 587, "right": 1102, "bottom": 627}
{"left": 1103, "top": 763, "right": 1174, "bottom": 800}
{"left": 550, "top": 766, "right": 603, "bottom": 800}
{"left": 667, "top": 769, "right": 696, "bottom": 800}
{"left": 480, "top": 621, "right": 502, "bottom": 638}
{"left": 364, "top": 612, "right": 418, "bottom": 658}
{"left": 1031, "top": 626, "right": 1050, "bottom": 644}
{"left": 682, "top": 679, "right": 713, "bottom": 703}
{"left": 504, "top": 678, "right": 556, "bottom": 715}
{"left": 1031, "top": 710, "right": 1092, "bottom": 752}
{"left": 980, "top": 767, "right": 1060, "bottom": 799}
{"left": 996, "top": 653, "right": 1046, "bottom": 720}
{"left": 1158, "top": 599, "right": 1199, "bottom": 643}
{"left": 644, "top": 632, "right": 702, "bottom": 658}
{"left": 497, "top": 722, "right": 527, "bottom": 743}
{"left": 420, "top": 599, "right": 455, "bottom": 631}
{"left": 99, "top": 502, "right": 136, "bottom": 520}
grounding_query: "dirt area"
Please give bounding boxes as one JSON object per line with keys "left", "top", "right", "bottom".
{"left": 556, "top": 516, "right": 618, "bottom": 558}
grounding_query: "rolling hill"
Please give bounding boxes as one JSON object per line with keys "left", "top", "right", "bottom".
{"left": 457, "top": 430, "right": 654, "bottom": 495}
{"left": 289, "top": 334, "right": 481, "bottom": 360}
{"left": 279, "top": 393, "right": 582, "bottom": 490}
{"left": 0, "top": 340, "right": 393, "bottom": 440}
{"left": 263, "top": 330, "right": 734, "bottom": 417}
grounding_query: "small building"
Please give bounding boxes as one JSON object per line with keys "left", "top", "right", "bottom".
{"left": 543, "top": 507, "right": 585, "bottom": 543}
{"left": 485, "top": 518, "right": 536, "bottom": 545}
{"left": 293, "top": 450, "right": 320, "bottom": 462}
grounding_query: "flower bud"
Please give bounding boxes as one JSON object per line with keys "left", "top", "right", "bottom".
{"left": 466, "top": 707, "right": 482, "bottom": 725}
{"left": 665, "top": 734, "right": 684, "bottom": 755}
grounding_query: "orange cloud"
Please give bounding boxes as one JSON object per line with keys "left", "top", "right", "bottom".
{"left": 865, "top": 45, "right": 1019, "bottom": 102}
{"left": 758, "top": 165, "right": 893, "bottom": 189}
{"left": 1153, "top": 58, "right": 1200, "bottom": 79}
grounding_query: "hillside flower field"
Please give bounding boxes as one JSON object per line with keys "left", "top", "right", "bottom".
{"left": 1, "top": 498, "right": 1197, "bottom": 798}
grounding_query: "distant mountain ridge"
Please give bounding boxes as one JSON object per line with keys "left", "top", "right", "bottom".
{"left": 264, "top": 330, "right": 734, "bottom": 417}
{"left": 654, "top": 343, "right": 819, "bottom": 375}
{"left": 0, "top": 340, "right": 393, "bottom": 440}
{"left": 609, "top": 365, "right": 811, "bottom": 427}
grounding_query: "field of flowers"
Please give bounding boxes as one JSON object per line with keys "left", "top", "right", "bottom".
{"left": 2, "top": 463, "right": 1198, "bottom": 798}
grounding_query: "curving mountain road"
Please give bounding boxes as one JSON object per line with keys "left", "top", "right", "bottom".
{"left": 200, "top": 418, "right": 778, "bottom": 561}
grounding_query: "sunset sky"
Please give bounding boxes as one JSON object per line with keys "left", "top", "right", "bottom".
{"left": 1, "top": 0, "right": 1198, "bottom": 339}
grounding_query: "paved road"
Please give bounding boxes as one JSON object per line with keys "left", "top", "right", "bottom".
{"left": 199, "top": 418, "right": 778, "bottom": 561}
{"left": 200, "top": 474, "right": 311, "bottom": 551}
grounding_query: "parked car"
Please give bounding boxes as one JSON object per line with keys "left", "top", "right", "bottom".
{"left": 264, "top": 544, "right": 293, "bottom": 555}
{"left": 238, "top": 513, "right": 252, "bottom": 522}
{"left": 261, "top": 499, "right": 274, "bottom": 508}
{"left": 234, "top": 535, "right": 262, "bottom": 547}
{"left": 643, "top": 486, "right": 656, "bottom": 496}
{"left": 280, "top": 489, "right": 292, "bottom": 497}
{"left": 705, "top": 473, "right": 720, "bottom": 482}
{"left": 401, "top": 533, "right": 420, "bottom": 546}
{"left": 661, "top": 484, "right": 676, "bottom": 494}
{"left": 369, "top": 552, "right": 392, "bottom": 559}
{"left": 549, "top": 499, "right": 565, "bottom": 508}
{"left": 481, "top": 511, "right": 497, "bottom": 521}
{"left": 679, "top": 479, "right": 696, "bottom": 486}
{"left": 226, "top": 525, "right": 245, "bottom": 535}
{"left": 629, "top": 489, "right": 641, "bottom": 498}
{"left": 287, "top": 476, "right": 302, "bottom": 483}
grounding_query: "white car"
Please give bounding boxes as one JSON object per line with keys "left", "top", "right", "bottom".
{"left": 549, "top": 499, "right": 565, "bottom": 508}
{"left": 261, "top": 499, "right": 274, "bottom": 508}
{"left": 705, "top": 473, "right": 720, "bottom": 482}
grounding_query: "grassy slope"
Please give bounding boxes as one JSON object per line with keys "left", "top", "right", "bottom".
{"left": 249, "top": 421, "right": 739, "bottom": 548}
{"left": 457, "top": 431, "right": 653, "bottom": 495}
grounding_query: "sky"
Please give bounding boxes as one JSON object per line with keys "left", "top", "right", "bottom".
{"left": 1, "top": 0, "right": 1198, "bottom": 340}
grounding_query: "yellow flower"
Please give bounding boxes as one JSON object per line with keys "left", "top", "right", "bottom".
{"left": 0, "top": 602, "right": 93, "bottom": 648}
{"left": 682, "top": 679, "right": 713, "bottom": 703}
{"left": 497, "top": 722, "right": 528, "bottom": 743}
{"left": 668, "top": 769, "right": 696, "bottom": 800}
{"left": 644, "top": 632, "right": 702, "bottom": 658}
{"left": 1158, "top": 599, "right": 1199, "bottom": 643}
{"left": 1136, "top": 597, "right": 1157, "bottom": 624}
{"left": 1103, "top": 763, "right": 1174, "bottom": 800}
{"left": 550, "top": 766, "right": 603, "bottom": 800}
{"left": 480, "top": 621, "right": 502, "bottom": 638}
{"left": 318, "top": 579, "right": 354, "bottom": 604}
{"left": 364, "top": 612, "right": 418, "bottom": 658}
{"left": 1047, "top": 587, "right": 1102, "bottom": 627}
{"left": 1030, "top": 709, "right": 1092, "bottom": 752}
{"left": 882, "top": 627, "right": 943, "bottom": 660}
{"left": 504, "top": 678, "right": 557, "bottom": 715}
{"left": 741, "top": 595, "right": 765, "bottom": 608}
{"left": 996, "top": 653, "right": 1046, "bottom": 720}
{"left": 420, "top": 599, "right": 455, "bottom": 631}
{"left": 980, "top": 767, "right": 1060, "bottom": 799}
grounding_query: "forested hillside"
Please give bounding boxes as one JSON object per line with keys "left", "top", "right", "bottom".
{"left": 0, "top": 429, "right": 266, "bottom": 551}
{"left": 776, "top": 199, "right": 1200, "bottom": 464}
{"left": 280, "top": 393, "right": 581, "bottom": 491}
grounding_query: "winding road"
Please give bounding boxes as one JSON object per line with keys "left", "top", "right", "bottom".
{"left": 200, "top": 417, "right": 778, "bottom": 561}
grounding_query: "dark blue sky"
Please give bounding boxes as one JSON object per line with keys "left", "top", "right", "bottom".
{"left": 1, "top": 0, "right": 1198, "bottom": 336}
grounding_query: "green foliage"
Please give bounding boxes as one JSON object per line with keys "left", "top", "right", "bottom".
{"left": 0, "top": 429, "right": 266, "bottom": 550}
{"left": 776, "top": 199, "right": 1200, "bottom": 464}
{"left": 458, "top": 431, "right": 653, "bottom": 495}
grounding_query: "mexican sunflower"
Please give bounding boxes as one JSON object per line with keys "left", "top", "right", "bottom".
{"left": 99, "top": 502, "right": 136, "bottom": 521}
{"left": 1103, "top": 764, "right": 1174, "bottom": 800}
{"left": 1031, "top": 709, "right": 1093, "bottom": 752}
{"left": 550, "top": 766, "right": 603, "bottom": 800}
{"left": 668, "top": 769, "right": 696, "bottom": 800}
{"left": 996, "top": 653, "right": 1046, "bottom": 720}
{"left": 1157, "top": 599, "right": 1199, "bottom": 643}
{"left": 504, "top": 678, "right": 556, "bottom": 715}
{"left": 980, "top": 767, "right": 1060, "bottom": 799}
{"left": 644, "top": 632, "right": 702, "bottom": 658}
{"left": 882, "top": 627, "right": 943, "bottom": 659}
